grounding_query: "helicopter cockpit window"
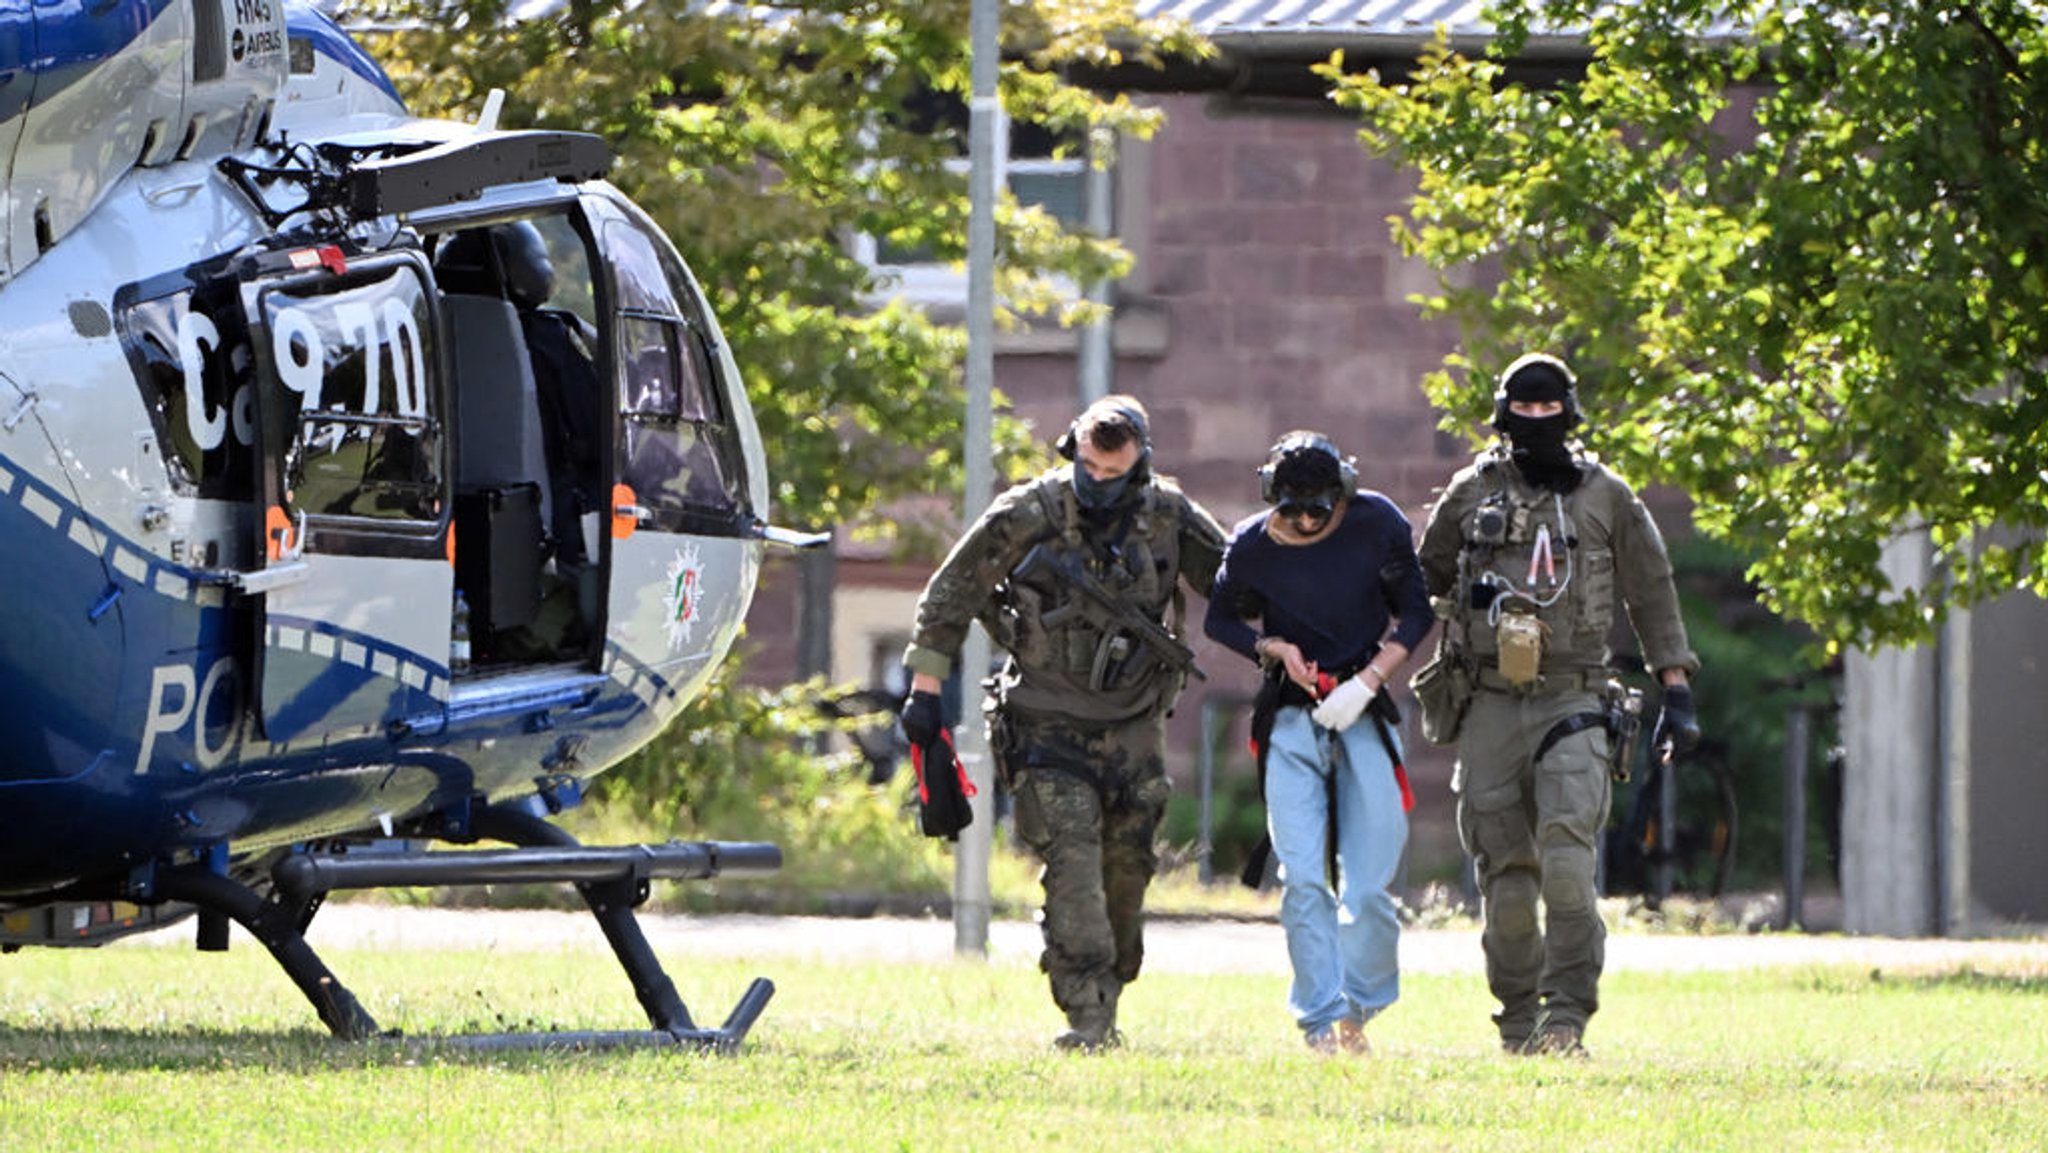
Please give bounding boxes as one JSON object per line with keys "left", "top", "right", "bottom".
{"left": 599, "top": 208, "right": 745, "bottom": 529}
{"left": 256, "top": 257, "right": 441, "bottom": 524}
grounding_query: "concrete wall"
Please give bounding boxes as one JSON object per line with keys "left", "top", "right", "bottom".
{"left": 1843, "top": 529, "right": 2048, "bottom": 936}
{"left": 1963, "top": 589, "right": 2048, "bottom": 925}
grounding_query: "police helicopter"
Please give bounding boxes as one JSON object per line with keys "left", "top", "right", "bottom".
{"left": 0, "top": 0, "right": 824, "bottom": 1048}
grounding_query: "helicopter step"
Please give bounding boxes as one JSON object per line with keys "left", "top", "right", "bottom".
{"left": 148, "top": 805, "right": 783, "bottom": 1050}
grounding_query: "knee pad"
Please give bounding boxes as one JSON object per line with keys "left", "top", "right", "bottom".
{"left": 1489, "top": 869, "right": 1540, "bottom": 937}
{"left": 1541, "top": 845, "right": 1598, "bottom": 913}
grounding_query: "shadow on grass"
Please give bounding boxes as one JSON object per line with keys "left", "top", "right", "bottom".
{"left": 0, "top": 1024, "right": 738, "bottom": 1072}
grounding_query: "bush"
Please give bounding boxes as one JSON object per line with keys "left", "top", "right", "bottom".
{"left": 566, "top": 667, "right": 1041, "bottom": 915}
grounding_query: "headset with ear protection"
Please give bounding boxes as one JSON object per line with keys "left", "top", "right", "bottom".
{"left": 1257, "top": 431, "right": 1358, "bottom": 505}
{"left": 1056, "top": 402, "right": 1151, "bottom": 462}
{"left": 1491, "top": 352, "right": 1582, "bottom": 430}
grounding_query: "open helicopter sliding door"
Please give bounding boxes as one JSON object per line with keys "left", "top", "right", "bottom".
{"left": 586, "top": 195, "right": 761, "bottom": 699}
{"left": 242, "top": 247, "right": 453, "bottom": 743}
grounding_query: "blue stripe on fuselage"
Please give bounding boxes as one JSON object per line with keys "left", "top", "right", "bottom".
{"left": 0, "top": 449, "right": 665, "bottom": 889}
{"left": 0, "top": 0, "right": 404, "bottom": 127}
{"left": 0, "top": 0, "right": 177, "bottom": 123}
{"left": 284, "top": 1, "right": 403, "bottom": 108}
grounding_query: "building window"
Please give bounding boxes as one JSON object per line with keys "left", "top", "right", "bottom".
{"left": 856, "top": 95, "right": 1092, "bottom": 307}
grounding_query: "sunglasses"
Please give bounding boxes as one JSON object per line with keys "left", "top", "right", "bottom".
{"left": 1276, "top": 497, "right": 1336, "bottom": 522}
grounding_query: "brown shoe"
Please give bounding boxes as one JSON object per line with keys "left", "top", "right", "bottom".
{"left": 1305, "top": 1020, "right": 1370, "bottom": 1056}
{"left": 1338, "top": 1018, "right": 1371, "bottom": 1055}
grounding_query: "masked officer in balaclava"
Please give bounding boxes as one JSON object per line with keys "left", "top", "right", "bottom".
{"left": 1415, "top": 353, "right": 1701, "bottom": 1057}
{"left": 899, "top": 395, "right": 1227, "bottom": 1051}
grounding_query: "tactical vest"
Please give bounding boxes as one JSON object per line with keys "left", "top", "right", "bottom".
{"left": 1448, "top": 454, "right": 1622, "bottom": 677}
{"left": 984, "top": 471, "right": 1192, "bottom": 722}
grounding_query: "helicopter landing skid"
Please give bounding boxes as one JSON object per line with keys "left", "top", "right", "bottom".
{"left": 151, "top": 808, "right": 781, "bottom": 1051}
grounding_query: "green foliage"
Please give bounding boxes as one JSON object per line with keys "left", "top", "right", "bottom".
{"left": 1159, "top": 759, "right": 1265, "bottom": 883}
{"left": 1158, "top": 698, "right": 1267, "bottom": 883}
{"left": 1609, "top": 533, "right": 1839, "bottom": 894}
{"left": 1323, "top": 1, "right": 2048, "bottom": 653}
{"left": 344, "top": 0, "right": 1209, "bottom": 541}
{"left": 571, "top": 668, "right": 959, "bottom": 908}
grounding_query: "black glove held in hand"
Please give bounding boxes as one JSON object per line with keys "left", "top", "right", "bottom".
{"left": 1653, "top": 684, "right": 1701, "bottom": 759}
{"left": 900, "top": 689, "right": 944, "bottom": 747}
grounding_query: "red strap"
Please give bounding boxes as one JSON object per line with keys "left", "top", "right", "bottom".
{"left": 1393, "top": 760, "right": 1415, "bottom": 813}
{"left": 942, "top": 730, "right": 978, "bottom": 798}
{"left": 912, "top": 731, "right": 977, "bottom": 802}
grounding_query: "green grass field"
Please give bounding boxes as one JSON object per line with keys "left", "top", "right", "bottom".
{"left": 2, "top": 933, "right": 2044, "bottom": 1152}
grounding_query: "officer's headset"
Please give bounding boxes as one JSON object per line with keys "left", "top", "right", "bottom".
{"left": 1055, "top": 401, "right": 1153, "bottom": 467}
{"left": 1257, "top": 432, "right": 1357, "bottom": 508}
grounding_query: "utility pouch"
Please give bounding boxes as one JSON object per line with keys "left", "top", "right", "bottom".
{"left": 1601, "top": 679, "right": 1645, "bottom": 782}
{"left": 1411, "top": 649, "right": 1474, "bottom": 745}
{"left": 1090, "top": 631, "right": 1138, "bottom": 691}
{"left": 1494, "top": 610, "right": 1546, "bottom": 688}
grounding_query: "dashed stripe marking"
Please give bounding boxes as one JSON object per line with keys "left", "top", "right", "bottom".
{"left": 2, "top": 453, "right": 672, "bottom": 716}
{"left": 21, "top": 488, "right": 61, "bottom": 527}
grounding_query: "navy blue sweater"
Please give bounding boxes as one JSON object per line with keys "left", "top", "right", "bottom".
{"left": 1204, "top": 491, "right": 1432, "bottom": 673}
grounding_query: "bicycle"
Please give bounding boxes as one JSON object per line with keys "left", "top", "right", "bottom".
{"left": 1600, "top": 733, "right": 1740, "bottom": 910}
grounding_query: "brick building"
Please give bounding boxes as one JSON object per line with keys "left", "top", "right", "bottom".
{"left": 743, "top": 3, "right": 1531, "bottom": 888}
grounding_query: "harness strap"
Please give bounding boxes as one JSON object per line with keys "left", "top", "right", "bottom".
{"left": 1535, "top": 711, "right": 1609, "bottom": 765}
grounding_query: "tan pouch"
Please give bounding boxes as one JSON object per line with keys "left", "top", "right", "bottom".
{"left": 1411, "top": 650, "right": 1474, "bottom": 745}
{"left": 1495, "top": 611, "right": 1547, "bottom": 688}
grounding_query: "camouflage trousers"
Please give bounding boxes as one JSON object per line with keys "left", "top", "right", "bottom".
{"left": 998, "top": 707, "right": 1171, "bottom": 1033}
{"left": 1452, "top": 685, "right": 1612, "bottom": 1043}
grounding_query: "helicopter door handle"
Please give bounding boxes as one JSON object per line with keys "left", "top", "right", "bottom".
{"left": 228, "top": 561, "right": 311, "bottom": 594}
{"left": 611, "top": 483, "right": 651, "bottom": 540}
{"left": 748, "top": 520, "right": 830, "bottom": 550}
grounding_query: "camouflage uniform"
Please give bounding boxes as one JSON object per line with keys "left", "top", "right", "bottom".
{"left": 905, "top": 469, "right": 1225, "bottom": 1042}
{"left": 1417, "top": 446, "right": 1695, "bottom": 1048}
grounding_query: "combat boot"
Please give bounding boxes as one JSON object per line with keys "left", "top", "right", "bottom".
{"left": 1494, "top": 1004, "right": 1537, "bottom": 1054}
{"left": 1519, "top": 1020, "right": 1588, "bottom": 1059}
{"left": 1053, "top": 1023, "right": 1122, "bottom": 1053}
{"left": 1053, "top": 987, "right": 1120, "bottom": 1053}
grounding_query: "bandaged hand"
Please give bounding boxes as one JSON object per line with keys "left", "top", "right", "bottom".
{"left": 1311, "top": 675, "right": 1376, "bottom": 731}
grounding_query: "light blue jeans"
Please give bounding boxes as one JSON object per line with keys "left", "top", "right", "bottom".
{"left": 1264, "top": 703, "right": 1409, "bottom": 1036}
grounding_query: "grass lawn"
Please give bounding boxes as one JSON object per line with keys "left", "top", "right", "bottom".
{"left": 1, "top": 930, "right": 2043, "bottom": 1151}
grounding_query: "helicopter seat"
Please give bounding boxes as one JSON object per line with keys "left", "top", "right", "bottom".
{"left": 442, "top": 291, "right": 547, "bottom": 637}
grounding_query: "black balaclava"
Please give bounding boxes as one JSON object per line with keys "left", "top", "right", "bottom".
{"left": 1494, "top": 358, "right": 1581, "bottom": 493}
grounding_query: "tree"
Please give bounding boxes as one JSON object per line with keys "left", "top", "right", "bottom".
{"left": 350, "top": 0, "right": 1205, "bottom": 537}
{"left": 1322, "top": 0, "right": 2048, "bottom": 652}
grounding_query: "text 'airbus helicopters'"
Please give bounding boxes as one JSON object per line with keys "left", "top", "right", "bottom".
{"left": 0, "top": 0, "right": 822, "bottom": 1048}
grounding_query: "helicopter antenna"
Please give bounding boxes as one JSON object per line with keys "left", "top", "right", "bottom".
{"left": 477, "top": 88, "right": 505, "bottom": 132}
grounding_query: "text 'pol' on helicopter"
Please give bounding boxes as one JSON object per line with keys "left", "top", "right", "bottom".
{"left": 0, "top": 0, "right": 825, "bottom": 1049}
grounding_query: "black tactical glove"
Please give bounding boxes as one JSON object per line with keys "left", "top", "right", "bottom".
{"left": 1653, "top": 683, "right": 1702, "bottom": 760}
{"left": 900, "top": 689, "right": 945, "bottom": 747}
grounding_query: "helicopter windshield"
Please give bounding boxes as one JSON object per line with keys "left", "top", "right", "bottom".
{"left": 587, "top": 197, "right": 748, "bottom": 534}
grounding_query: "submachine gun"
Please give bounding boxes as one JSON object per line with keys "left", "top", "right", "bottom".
{"left": 1012, "top": 542, "right": 1205, "bottom": 689}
